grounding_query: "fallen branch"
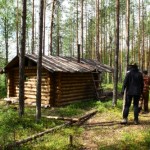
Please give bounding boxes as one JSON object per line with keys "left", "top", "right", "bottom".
{"left": 42, "top": 115, "right": 78, "bottom": 122}
{"left": 5, "top": 110, "right": 97, "bottom": 149}
{"left": 75, "top": 110, "right": 98, "bottom": 126}
{"left": 78, "top": 110, "right": 97, "bottom": 122}
{"left": 42, "top": 110, "right": 97, "bottom": 124}
{"left": 5, "top": 122, "right": 71, "bottom": 149}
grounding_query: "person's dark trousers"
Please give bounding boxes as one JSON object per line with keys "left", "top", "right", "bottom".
{"left": 143, "top": 91, "right": 149, "bottom": 112}
{"left": 123, "top": 95, "right": 140, "bottom": 121}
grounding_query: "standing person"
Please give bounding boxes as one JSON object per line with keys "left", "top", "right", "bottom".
{"left": 139, "top": 70, "right": 150, "bottom": 113}
{"left": 122, "top": 64, "right": 132, "bottom": 113}
{"left": 121, "top": 63, "right": 144, "bottom": 125}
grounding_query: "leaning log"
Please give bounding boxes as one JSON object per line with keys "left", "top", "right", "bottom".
{"left": 42, "top": 110, "right": 97, "bottom": 124}
{"left": 42, "top": 115, "right": 78, "bottom": 122}
{"left": 78, "top": 110, "right": 97, "bottom": 121}
{"left": 5, "top": 122, "right": 71, "bottom": 149}
{"left": 4, "top": 110, "right": 97, "bottom": 149}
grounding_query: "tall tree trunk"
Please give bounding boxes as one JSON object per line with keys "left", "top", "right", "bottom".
{"left": 43, "top": 0, "right": 46, "bottom": 55}
{"left": 76, "top": 0, "right": 79, "bottom": 55}
{"left": 31, "top": 0, "right": 35, "bottom": 54}
{"left": 100, "top": 1, "right": 103, "bottom": 62}
{"left": 132, "top": 9, "right": 135, "bottom": 62}
{"left": 36, "top": 0, "right": 44, "bottom": 122}
{"left": 148, "top": 36, "right": 150, "bottom": 73}
{"left": 125, "top": 0, "right": 130, "bottom": 71}
{"left": 4, "top": 18, "right": 8, "bottom": 65}
{"left": 19, "top": 0, "right": 27, "bottom": 116}
{"left": 96, "top": 0, "right": 100, "bottom": 62}
{"left": 49, "top": 0, "right": 55, "bottom": 55}
{"left": 16, "top": 0, "right": 19, "bottom": 55}
{"left": 81, "top": 0, "right": 83, "bottom": 58}
{"left": 141, "top": 0, "right": 144, "bottom": 71}
{"left": 112, "top": 0, "right": 120, "bottom": 106}
{"left": 56, "top": 5, "right": 60, "bottom": 56}
{"left": 138, "top": 0, "right": 141, "bottom": 68}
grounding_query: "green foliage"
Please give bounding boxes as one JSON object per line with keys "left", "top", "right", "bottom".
{"left": 0, "top": 92, "right": 150, "bottom": 149}
{"left": 0, "top": 109, "right": 19, "bottom": 146}
{"left": 0, "top": 107, "right": 63, "bottom": 147}
{"left": 0, "top": 74, "right": 6, "bottom": 98}
{"left": 143, "top": 130, "right": 150, "bottom": 147}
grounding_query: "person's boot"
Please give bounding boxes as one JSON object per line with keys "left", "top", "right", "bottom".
{"left": 134, "top": 120, "right": 139, "bottom": 125}
{"left": 121, "top": 118, "right": 128, "bottom": 124}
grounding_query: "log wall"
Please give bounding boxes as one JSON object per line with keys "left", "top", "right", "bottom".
{"left": 55, "top": 72, "right": 96, "bottom": 106}
{"left": 7, "top": 67, "right": 51, "bottom": 106}
{"left": 7, "top": 68, "right": 96, "bottom": 107}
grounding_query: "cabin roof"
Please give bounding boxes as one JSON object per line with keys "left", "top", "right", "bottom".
{"left": 4, "top": 54, "right": 113, "bottom": 73}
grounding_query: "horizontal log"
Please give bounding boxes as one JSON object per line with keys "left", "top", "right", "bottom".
{"left": 25, "top": 100, "right": 50, "bottom": 105}
{"left": 15, "top": 91, "right": 50, "bottom": 96}
{"left": 13, "top": 80, "right": 50, "bottom": 85}
{"left": 59, "top": 77, "right": 92, "bottom": 81}
{"left": 14, "top": 85, "right": 51, "bottom": 89}
{"left": 11, "top": 94, "right": 50, "bottom": 100}
{"left": 58, "top": 89, "right": 94, "bottom": 95}
{"left": 61, "top": 73, "right": 91, "bottom": 77}
{"left": 42, "top": 115, "right": 79, "bottom": 122}
{"left": 56, "top": 95, "right": 95, "bottom": 103}
{"left": 55, "top": 98, "right": 93, "bottom": 106}
{"left": 13, "top": 67, "right": 48, "bottom": 72}
{"left": 12, "top": 72, "right": 48, "bottom": 76}
{"left": 13, "top": 77, "right": 49, "bottom": 81}
{"left": 60, "top": 80, "right": 93, "bottom": 85}
{"left": 15, "top": 86, "right": 51, "bottom": 91}
{"left": 61, "top": 83, "right": 94, "bottom": 88}
{"left": 60, "top": 92, "right": 94, "bottom": 98}
{"left": 5, "top": 122, "right": 71, "bottom": 149}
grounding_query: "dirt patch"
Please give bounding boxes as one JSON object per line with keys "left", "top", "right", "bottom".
{"left": 77, "top": 111, "right": 150, "bottom": 150}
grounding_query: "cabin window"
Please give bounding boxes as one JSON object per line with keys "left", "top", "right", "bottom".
{"left": 24, "top": 75, "right": 29, "bottom": 81}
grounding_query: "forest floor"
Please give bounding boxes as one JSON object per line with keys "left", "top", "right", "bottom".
{"left": 77, "top": 109, "right": 150, "bottom": 150}
{"left": 1, "top": 98, "right": 150, "bottom": 150}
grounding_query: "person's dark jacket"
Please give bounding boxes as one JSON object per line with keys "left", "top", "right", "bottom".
{"left": 122, "top": 67, "right": 144, "bottom": 96}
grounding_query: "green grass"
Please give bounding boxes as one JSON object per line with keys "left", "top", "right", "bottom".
{"left": 0, "top": 83, "right": 150, "bottom": 149}
{"left": 1, "top": 98, "right": 150, "bottom": 150}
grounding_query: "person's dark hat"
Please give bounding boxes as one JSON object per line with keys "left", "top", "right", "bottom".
{"left": 129, "top": 62, "right": 138, "bottom": 68}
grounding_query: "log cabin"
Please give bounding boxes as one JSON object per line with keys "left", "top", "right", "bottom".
{"left": 2, "top": 54, "right": 113, "bottom": 107}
